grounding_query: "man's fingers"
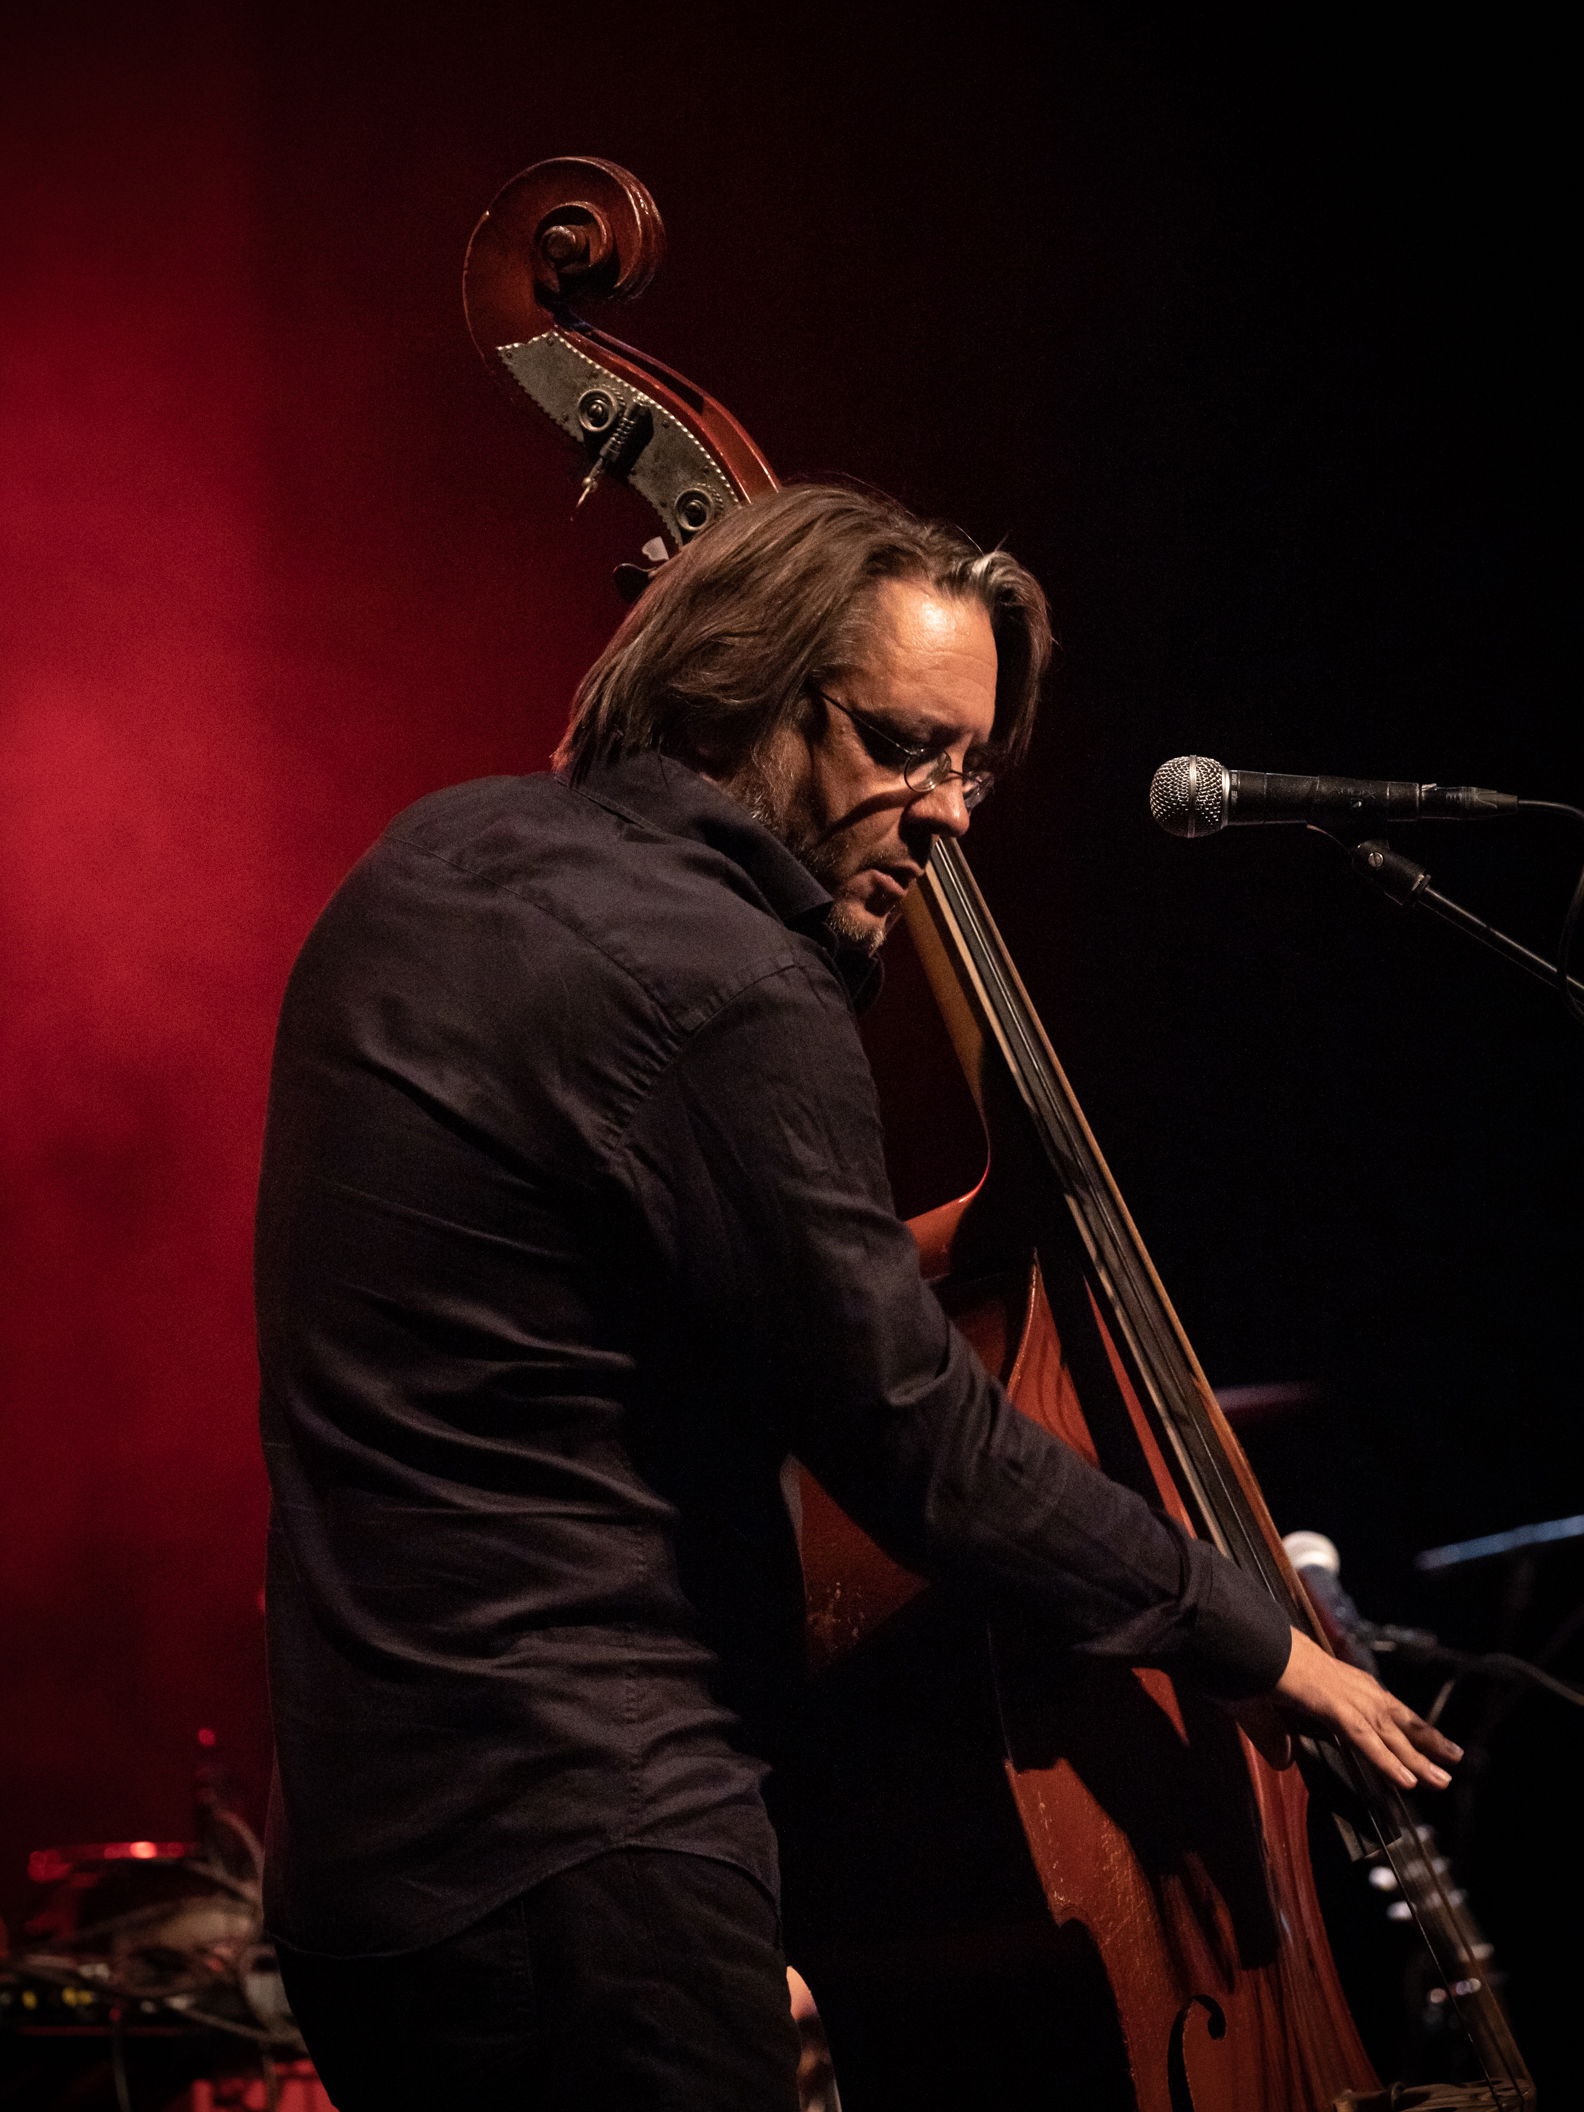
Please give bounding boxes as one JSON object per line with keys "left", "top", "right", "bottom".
{"left": 1376, "top": 1722, "right": 1447, "bottom": 1790}
{"left": 1384, "top": 1704, "right": 1462, "bottom": 1784}
{"left": 1346, "top": 1696, "right": 1462, "bottom": 1789}
{"left": 1272, "top": 1628, "right": 1464, "bottom": 1791}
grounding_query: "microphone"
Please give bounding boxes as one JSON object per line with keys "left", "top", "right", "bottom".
{"left": 1149, "top": 756, "right": 1520, "bottom": 838}
{"left": 1282, "top": 1529, "right": 1378, "bottom": 1672}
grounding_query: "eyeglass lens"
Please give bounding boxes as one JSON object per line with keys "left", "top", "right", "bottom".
{"left": 905, "top": 752, "right": 992, "bottom": 809}
{"left": 818, "top": 689, "right": 992, "bottom": 808}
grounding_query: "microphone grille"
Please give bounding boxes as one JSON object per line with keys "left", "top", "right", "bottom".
{"left": 1282, "top": 1529, "right": 1341, "bottom": 1576}
{"left": 1149, "top": 755, "right": 1227, "bottom": 837}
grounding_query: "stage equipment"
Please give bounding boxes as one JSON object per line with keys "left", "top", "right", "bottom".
{"left": 1149, "top": 757, "right": 1520, "bottom": 837}
{"left": 1148, "top": 758, "right": 1584, "bottom": 1023}
{"left": 1, "top": 1752, "right": 311, "bottom": 2111}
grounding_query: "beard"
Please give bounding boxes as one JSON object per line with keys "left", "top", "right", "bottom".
{"left": 804, "top": 866, "right": 892, "bottom": 954}
{"left": 723, "top": 746, "right": 891, "bottom": 956}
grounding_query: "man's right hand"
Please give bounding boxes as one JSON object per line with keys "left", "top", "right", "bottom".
{"left": 1245, "top": 1625, "right": 1462, "bottom": 1791}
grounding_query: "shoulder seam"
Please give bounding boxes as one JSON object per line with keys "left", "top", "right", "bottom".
{"left": 377, "top": 829, "right": 813, "bottom": 1035}
{"left": 601, "top": 953, "right": 850, "bottom": 1170}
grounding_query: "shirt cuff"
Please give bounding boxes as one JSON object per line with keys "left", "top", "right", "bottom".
{"left": 1178, "top": 1539, "right": 1295, "bottom": 1700}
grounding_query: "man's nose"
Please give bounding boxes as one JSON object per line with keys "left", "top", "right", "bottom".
{"left": 905, "top": 776, "right": 975, "bottom": 838}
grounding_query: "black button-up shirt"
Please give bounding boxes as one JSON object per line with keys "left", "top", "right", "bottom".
{"left": 257, "top": 753, "right": 1290, "bottom": 1956}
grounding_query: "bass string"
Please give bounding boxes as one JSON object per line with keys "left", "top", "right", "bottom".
{"left": 1366, "top": 1778, "right": 1527, "bottom": 2098}
{"left": 928, "top": 841, "right": 1279, "bottom": 1585}
{"left": 930, "top": 839, "right": 1527, "bottom": 2098}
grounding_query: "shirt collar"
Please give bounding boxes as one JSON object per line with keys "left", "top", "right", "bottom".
{"left": 569, "top": 751, "right": 883, "bottom": 1011}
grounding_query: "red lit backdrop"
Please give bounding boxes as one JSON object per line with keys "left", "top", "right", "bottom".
{"left": 2, "top": 6, "right": 1575, "bottom": 2092}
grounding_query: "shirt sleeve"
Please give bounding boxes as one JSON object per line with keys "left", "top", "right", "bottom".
{"left": 609, "top": 950, "right": 1292, "bottom": 1701}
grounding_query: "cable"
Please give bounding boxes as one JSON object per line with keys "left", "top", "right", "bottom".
{"left": 1517, "top": 798, "right": 1584, "bottom": 1026}
{"left": 1556, "top": 851, "right": 1584, "bottom": 1026}
{"left": 1477, "top": 1651, "right": 1584, "bottom": 1707}
{"left": 1366, "top": 1626, "right": 1584, "bottom": 1710}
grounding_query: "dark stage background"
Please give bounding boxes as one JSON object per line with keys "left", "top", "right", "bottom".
{"left": 3, "top": 2, "right": 1576, "bottom": 2096}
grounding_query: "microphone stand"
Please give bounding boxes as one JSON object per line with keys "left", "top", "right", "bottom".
{"left": 1315, "top": 832, "right": 1584, "bottom": 1004}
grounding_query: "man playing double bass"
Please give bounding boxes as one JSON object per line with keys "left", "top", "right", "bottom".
{"left": 256, "top": 482, "right": 1459, "bottom": 2109}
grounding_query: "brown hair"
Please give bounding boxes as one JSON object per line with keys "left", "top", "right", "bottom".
{"left": 554, "top": 483, "right": 1051, "bottom": 780}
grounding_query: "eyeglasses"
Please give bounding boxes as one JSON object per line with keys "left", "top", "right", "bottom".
{"left": 810, "top": 688, "right": 995, "bottom": 811}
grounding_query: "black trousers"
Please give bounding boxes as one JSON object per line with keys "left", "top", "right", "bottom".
{"left": 274, "top": 1847, "right": 803, "bottom": 2111}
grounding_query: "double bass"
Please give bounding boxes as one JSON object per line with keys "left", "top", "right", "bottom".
{"left": 461, "top": 155, "right": 1534, "bottom": 2111}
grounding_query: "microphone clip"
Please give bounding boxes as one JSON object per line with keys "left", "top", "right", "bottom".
{"left": 1332, "top": 833, "right": 1584, "bottom": 1006}
{"left": 1347, "top": 838, "right": 1431, "bottom": 904}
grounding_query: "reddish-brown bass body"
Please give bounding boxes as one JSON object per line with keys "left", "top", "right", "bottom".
{"left": 463, "top": 157, "right": 1532, "bottom": 2110}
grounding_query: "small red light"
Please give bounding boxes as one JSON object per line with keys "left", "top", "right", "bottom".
{"left": 128, "top": 1841, "right": 158, "bottom": 1859}
{"left": 196, "top": 1727, "right": 217, "bottom": 1748}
